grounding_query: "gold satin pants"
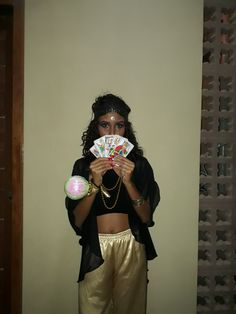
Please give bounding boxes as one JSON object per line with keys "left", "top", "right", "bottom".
{"left": 79, "top": 229, "right": 147, "bottom": 314}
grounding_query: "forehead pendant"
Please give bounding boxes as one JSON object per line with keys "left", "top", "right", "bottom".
{"left": 109, "top": 114, "right": 116, "bottom": 121}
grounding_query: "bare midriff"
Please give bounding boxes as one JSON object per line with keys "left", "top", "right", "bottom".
{"left": 97, "top": 213, "right": 129, "bottom": 234}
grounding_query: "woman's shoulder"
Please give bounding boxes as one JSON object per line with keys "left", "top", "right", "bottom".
{"left": 132, "top": 155, "right": 153, "bottom": 177}
{"left": 72, "top": 156, "right": 90, "bottom": 176}
{"left": 134, "top": 154, "right": 151, "bottom": 167}
{"left": 73, "top": 156, "right": 87, "bottom": 166}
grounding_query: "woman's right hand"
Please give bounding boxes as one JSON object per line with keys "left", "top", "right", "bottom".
{"left": 89, "top": 158, "right": 112, "bottom": 186}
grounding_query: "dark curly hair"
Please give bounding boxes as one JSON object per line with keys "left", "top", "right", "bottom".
{"left": 81, "top": 94, "right": 143, "bottom": 159}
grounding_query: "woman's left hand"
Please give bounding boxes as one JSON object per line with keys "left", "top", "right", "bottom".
{"left": 112, "top": 155, "right": 135, "bottom": 185}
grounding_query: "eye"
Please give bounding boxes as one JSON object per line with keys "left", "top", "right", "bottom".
{"left": 116, "top": 122, "right": 125, "bottom": 129}
{"left": 98, "top": 122, "right": 109, "bottom": 128}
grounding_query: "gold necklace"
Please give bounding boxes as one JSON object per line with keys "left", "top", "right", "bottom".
{"left": 102, "top": 175, "right": 121, "bottom": 191}
{"left": 100, "top": 177, "right": 122, "bottom": 210}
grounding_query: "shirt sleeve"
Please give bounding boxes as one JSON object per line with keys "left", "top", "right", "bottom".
{"left": 65, "top": 158, "right": 89, "bottom": 235}
{"left": 133, "top": 157, "right": 160, "bottom": 227}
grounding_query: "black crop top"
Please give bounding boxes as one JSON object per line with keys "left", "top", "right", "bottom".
{"left": 93, "top": 170, "right": 133, "bottom": 216}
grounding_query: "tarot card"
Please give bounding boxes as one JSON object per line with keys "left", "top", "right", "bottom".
{"left": 104, "top": 135, "right": 123, "bottom": 157}
{"left": 89, "top": 145, "right": 101, "bottom": 158}
{"left": 94, "top": 136, "right": 106, "bottom": 157}
{"left": 122, "top": 139, "right": 134, "bottom": 156}
{"left": 112, "top": 138, "right": 134, "bottom": 157}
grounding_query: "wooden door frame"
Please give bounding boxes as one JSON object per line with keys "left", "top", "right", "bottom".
{"left": 0, "top": 0, "right": 24, "bottom": 313}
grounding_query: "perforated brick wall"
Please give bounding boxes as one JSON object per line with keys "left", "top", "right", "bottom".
{"left": 198, "top": 0, "right": 236, "bottom": 313}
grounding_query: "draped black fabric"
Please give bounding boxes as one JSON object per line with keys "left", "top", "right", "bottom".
{"left": 65, "top": 154, "right": 160, "bottom": 282}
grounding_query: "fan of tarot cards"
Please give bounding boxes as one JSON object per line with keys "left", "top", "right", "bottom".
{"left": 90, "top": 135, "right": 134, "bottom": 159}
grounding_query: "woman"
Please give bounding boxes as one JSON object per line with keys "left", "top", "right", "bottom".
{"left": 65, "top": 93, "right": 160, "bottom": 314}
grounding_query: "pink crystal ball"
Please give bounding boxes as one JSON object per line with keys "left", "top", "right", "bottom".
{"left": 64, "top": 176, "right": 89, "bottom": 200}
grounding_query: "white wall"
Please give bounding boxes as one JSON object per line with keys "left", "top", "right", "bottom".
{"left": 24, "top": 0, "right": 203, "bottom": 313}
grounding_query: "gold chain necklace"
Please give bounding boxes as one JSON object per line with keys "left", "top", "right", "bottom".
{"left": 100, "top": 176, "right": 122, "bottom": 210}
{"left": 102, "top": 176, "right": 121, "bottom": 191}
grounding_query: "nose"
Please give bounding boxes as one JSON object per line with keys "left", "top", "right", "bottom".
{"left": 109, "top": 125, "right": 116, "bottom": 135}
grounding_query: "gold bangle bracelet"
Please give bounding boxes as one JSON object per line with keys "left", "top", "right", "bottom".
{"left": 131, "top": 197, "right": 144, "bottom": 207}
{"left": 87, "top": 182, "right": 99, "bottom": 197}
